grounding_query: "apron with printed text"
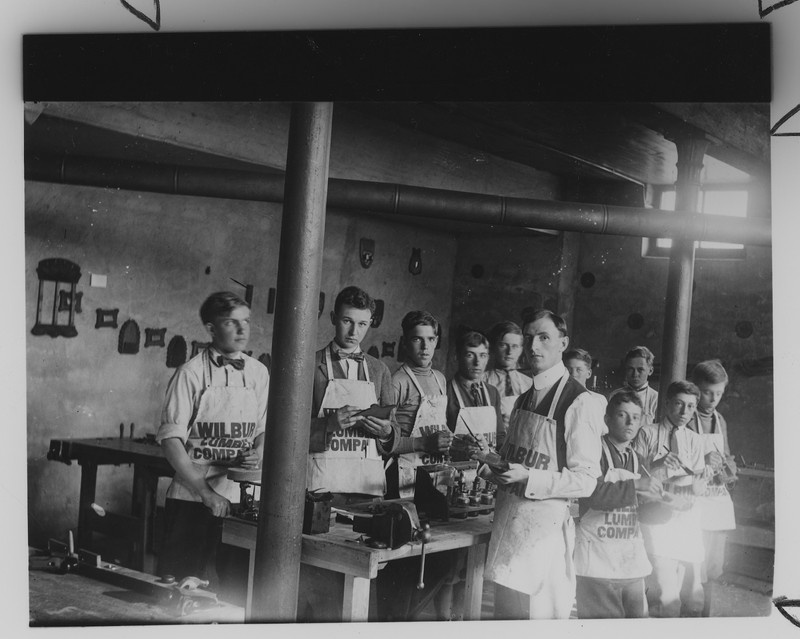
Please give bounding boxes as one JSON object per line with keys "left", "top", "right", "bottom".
{"left": 395, "top": 365, "right": 449, "bottom": 498}
{"left": 574, "top": 440, "right": 652, "bottom": 579}
{"left": 485, "top": 372, "right": 575, "bottom": 606}
{"left": 639, "top": 431, "right": 704, "bottom": 563}
{"left": 167, "top": 350, "right": 260, "bottom": 503}
{"left": 490, "top": 370, "right": 529, "bottom": 443}
{"left": 693, "top": 416, "right": 736, "bottom": 531}
{"left": 307, "top": 346, "right": 385, "bottom": 495}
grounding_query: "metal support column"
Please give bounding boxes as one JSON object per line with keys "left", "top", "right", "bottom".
{"left": 250, "top": 102, "right": 333, "bottom": 622}
{"left": 658, "top": 136, "right": 709, "bottom": 413}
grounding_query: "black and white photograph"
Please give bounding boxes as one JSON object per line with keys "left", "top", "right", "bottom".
{"left": 10, "top": 1, "right": 800, "bottom": 635}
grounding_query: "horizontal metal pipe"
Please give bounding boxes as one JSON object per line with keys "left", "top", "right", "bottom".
{"left": 25, "top": 154, "right": 772, "bottom": 246}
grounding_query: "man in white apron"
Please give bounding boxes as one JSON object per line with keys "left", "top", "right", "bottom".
{"left": 574, "top": 390, "right": 659, "bottom": 618}
{"left": 689, "top": 359, "right": 737, "bottom": 616}
{"left": 632, "top": 380, "right": 709, "bottom": 617}
{"left": 563, "top": 347, "right": 608, "bottom": 427}
{"left": 483, "top": 310, "right": 604, "bottom": 620}
{"left": 301, "top": 286, "right": 399, "bottom": 622}
{"left": 612, "top": 346, "right": 660, "bottom": 425}
{"left": 156, "top": 292, "right": 270, "bottom": 604}
{"left": 484, "top": 321, "right": 532, "bottom": 448}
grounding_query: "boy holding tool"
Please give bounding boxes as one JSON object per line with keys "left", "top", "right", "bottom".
{"left": 633, "top": 380, "right": 709, "bottom": 617}
{"left": 156, "top": 291, "right": 269, "bottom": 603}
{"left": 689, "top": 359, "right": 737, "bottom": 615}
{"left": 574, "top": 390, "right": 659, "bottom": 618}
{"left": 614, "top": 346, "right": 660, "bottom": 425}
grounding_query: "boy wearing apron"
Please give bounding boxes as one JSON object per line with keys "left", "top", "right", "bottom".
{"left": 574, "top": 390, "right": 660, "bottom": 618}
{"left": 563, "top": 347, "right": 608, "bottom": 425}
{"left": 484, "top": 320, "right": 532, "bottom": 448}
{"left": 689, "top": 359, "right": 737, "bottom": 616}
{"left": 483, "top": 310, "right": 604, "bottom": 620}
{"left": 156, "top": 292, "right": 269, "bottom": 603}
{"left": 613, "top": 346, "right": 660, "bottom": 425}
{"left": 632, "top": 380, "right": 709, "bottom": 617}
{"left": 301, "top": 286, "right": 399, "bottom": 622}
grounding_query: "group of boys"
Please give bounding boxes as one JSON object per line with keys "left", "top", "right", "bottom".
{"left": 154, "top": 286, "right": 737, "bottom": 621}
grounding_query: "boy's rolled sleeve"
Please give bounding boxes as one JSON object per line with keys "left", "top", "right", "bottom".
{"left": 155, "top": 368, "right": 200, "bottom": 445}
{"left": 523, "top": 393, "right": 603, "bottom": 500}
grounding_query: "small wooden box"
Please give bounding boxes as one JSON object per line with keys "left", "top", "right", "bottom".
{"left": 303, "top": 492, "right": 332, "bottom": 535}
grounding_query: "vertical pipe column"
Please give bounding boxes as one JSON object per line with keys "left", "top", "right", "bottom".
{"left": 557, "top": 231, "right": 581, "bottom": 331}
{"left": 658, "top": 136, "right": 708, "bottom": 412}
{"left": 250, "top": 102, "right": 333, "bottom": 622}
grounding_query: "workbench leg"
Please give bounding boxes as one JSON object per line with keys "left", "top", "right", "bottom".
{"left": 341, "top": 575, "right": 371, "bottom": 622}
{"left": 77, "top": 460, "right": 98, "bottom": 553}
{"left": 132, "top": 466, "right": 158, "bottom": 573}
{"left": 463, "top": 542, "right": 487, "bottom": 620}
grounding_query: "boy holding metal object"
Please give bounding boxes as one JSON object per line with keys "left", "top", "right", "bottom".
{"left": 689, "top": 359, "right": 737, "bottom": 615}
{"left": 156, "top": 291, "right": 269, "bottom": 602}
{"left": 633, "top": 380, "right": 709, "bottom": 617}
{"left": 574, "top": 390, "right": 659, "bottom": 618}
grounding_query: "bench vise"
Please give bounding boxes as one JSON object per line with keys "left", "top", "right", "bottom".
{"left": 350, "top": 499, "right": 430, "bottom": 550}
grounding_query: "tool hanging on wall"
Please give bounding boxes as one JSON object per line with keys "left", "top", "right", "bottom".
{"left": 95, "top": 309, "right": 119, "bottom": 329}
{"left": 58, "top": 290, "right": 83, "bottom": 314}
{"left": 229, "top": 278, "right": 254, "bottom": 305}
{"left": 145, "top": 328, "right": 166, "bottom": 347}
{"left": 166, "top": 335, "right": 187, "bottom": 368}
{"left": 118, "top": 319, "right": 141, "bottom": 355}
{"left": 31, "top": 258, "right": 82, "bottom": 338}
{"left": 371, "top": 299, "right": 384, "bottom": 328}
{"left": 359, "top": 238, "right": 375, "bottom": 268}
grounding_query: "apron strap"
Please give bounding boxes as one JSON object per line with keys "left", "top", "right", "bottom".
{"left": 403, "top": 364, "right": 444, "bottom": 398}
{"left": 601, "top": 437, "right": 639, "bottom": 473}
{"left": 545, "top": 372, "right": 571, "bottom": 420}
{"left": 326, "top": 343, "right": 371, "bottom": 383}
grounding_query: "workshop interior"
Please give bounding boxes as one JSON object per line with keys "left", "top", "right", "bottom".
{"left": 23, "top": 97, "right": 774, "bottom": 625}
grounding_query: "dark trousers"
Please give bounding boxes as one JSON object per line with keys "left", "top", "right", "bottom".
{"left": 576, "top": 576, "right": 647, "bottom": 619}
{"left": 157, "top": 498, "right": 249, "bottom": 606}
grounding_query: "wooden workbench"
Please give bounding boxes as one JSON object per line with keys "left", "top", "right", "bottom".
{"left": 222, "top": 514, "right": 493, "bottom": 622}
{"left": 47, "top": 437, "right": 174, "bottom": 573}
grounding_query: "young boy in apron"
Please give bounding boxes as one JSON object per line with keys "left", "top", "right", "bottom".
{"left": 632, "top": 380, "right": 709, "bottom": 617}
{"left": 301, "top": 286, "right": 399, "bottom": 622}
{"left": 563, "top": 347, "right": 608, "bottom": 428}
{"left": 156, "top": 291, "right": 270, "bottom": 604}
{"left": 613, "top": 346, "right": 660, "bottom": 425}
{"left": 484, "top": 321, "right": 532, "bottom": 448}
{"left": 379, "top": 310, "right": 454, "bottom": 620}
{"left": 689, "top": 359, "right": 737, "bottom": 616}
{"left": 574, "top": 390, "right": 660, "bottom": 618}
{"left": 483, "top": 310, "right": 604, "bottom": 619}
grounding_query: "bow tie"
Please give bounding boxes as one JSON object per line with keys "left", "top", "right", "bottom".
{"left": 336, "top": 350, "right": 364, "bottom": 362}
{"left": 216, "top": 355, "right": 245, "bottom": 370}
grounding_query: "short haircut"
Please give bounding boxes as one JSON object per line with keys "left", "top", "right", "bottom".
{"left": 456, "top": 330, "right": 489, "bottom": 354}
{"left": 487, "top": 320, "right": 522, "bottom": 347}
{"left": 199, "top": 291, "right": 249, "bottom": 325}
{"left": 401, "top": 310, "right": 440, "bottom": 337}
{"left": 563, "top": 347, "right": 592, "bottom": 368}
{"left": 624, "top": 346, "right": 655, "bottom": 366}
{"left": 333, "top": 286, "right": 376, "bottom": 316}
{"left": 522, "top": 309, "right": 568, "bottom": 337}
{"left": 690, "top": 359, "right": 729, "bottom": 386}
{"left": 605, "top": 389, "right": 644, "bottom": 416}
{"left": 666, "top": 380, "right": 700, "bottom": 401}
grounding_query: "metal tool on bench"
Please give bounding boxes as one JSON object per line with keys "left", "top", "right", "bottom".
{"left": 40, "top": 532, "right": 222, "bottom": 616}
{"left": 338, "top": 499, "right": 432, "bottom": 588}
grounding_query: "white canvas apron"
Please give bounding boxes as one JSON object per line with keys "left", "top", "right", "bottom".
{"left": 452, "top": 380, "right": 498, "bottom": 448}
{"left": 396, "top": 365, "right": 448, "bottom": 498}
{"left": 485, "top": 372, "right": 576, "bottom": 616}
{"left": 491, "top": 370, "right": 528, "bottom": 438}
{"left": 307, "top": 346, "right": 385, "bottom": 495}
{"left": 640, "top": 430, "right": 704, "bottom": 563}
{"left": 693, "top": 415, "right": 736, "bottom": 531}
{"left": 574, "top": 440, "right": 652, "bottom": 579}
{"left": 167, "top": 350, "right": 259, "bottom": 503}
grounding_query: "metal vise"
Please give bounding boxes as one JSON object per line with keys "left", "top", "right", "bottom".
{"left": 351, "top": 499, "right": 428, "bottom": 549}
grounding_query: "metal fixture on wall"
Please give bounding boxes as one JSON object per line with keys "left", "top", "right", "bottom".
{"left": 31, "top": 258, "right": 82, "bottom": 338}
{"left": 408, "top": 248, "right": 422, "bottom": 275}
{"left": 359, "top": 238, "right": 375, "bottom": 268}
{"left": 166, "top": 335, "right": 187, "bottom": 368}
{"left": 230, "top": 277, "right": 254, "bottom": 305}
{"left": 118, "top": 319, "right": 141, "bottom": 354}
{"left": 95, "top": 309, "right": 119, "bottom": 329}
{"left": 371, "top": 300, "right": 385, "bottom": 328}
